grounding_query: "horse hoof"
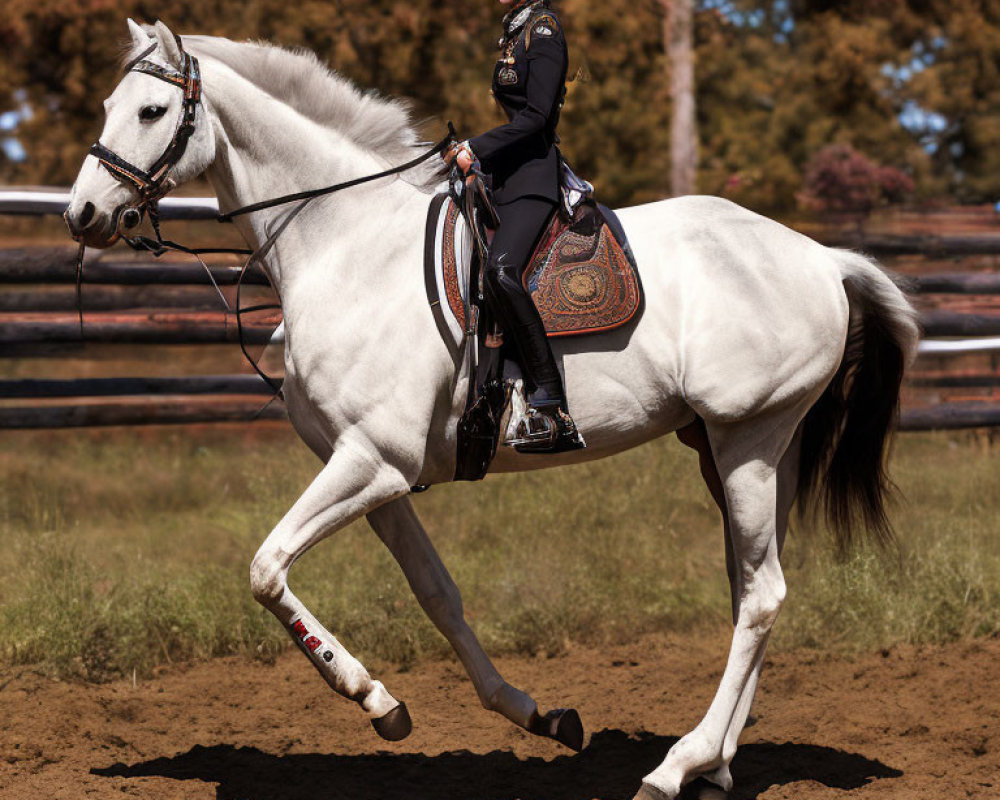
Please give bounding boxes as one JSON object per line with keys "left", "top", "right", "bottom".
{"left": 371, "top": 702, "right": 412, "bottom": 742}
{"left": 529, "top": 707, "right": 585, "bottom": 752}
{"left": 632, "top": 782, "right": 673, "bottom": 800}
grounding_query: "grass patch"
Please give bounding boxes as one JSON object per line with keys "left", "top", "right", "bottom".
{"left": 1, "top": 426, "right": 998, "bottom": 679}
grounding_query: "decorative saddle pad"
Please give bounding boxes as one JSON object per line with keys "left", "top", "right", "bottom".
{"left": 522, "top": 202, "right": 641, "bottom": 337}
{"left": 424, "top": 194, "right": 642, "bottom": 341}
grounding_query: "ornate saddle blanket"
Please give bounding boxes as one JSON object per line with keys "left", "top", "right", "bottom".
{"left": 423, "top": 194, "right": 642, "bottom": 342}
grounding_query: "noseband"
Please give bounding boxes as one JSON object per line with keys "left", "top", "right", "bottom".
{"left": 89, "top": 38, "right": 202, "bottom": 214}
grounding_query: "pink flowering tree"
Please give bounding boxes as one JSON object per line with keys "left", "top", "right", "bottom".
{"left": 798, "top": 144, "right": 914, "bottom": 223}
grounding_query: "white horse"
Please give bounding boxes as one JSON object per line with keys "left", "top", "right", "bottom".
{"left": 65, "top": 20, "right": 919, "bottom": 800}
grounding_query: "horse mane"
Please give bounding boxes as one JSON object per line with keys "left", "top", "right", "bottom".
{"left": 123, "top": 33, "right": 444, "bottom": 191}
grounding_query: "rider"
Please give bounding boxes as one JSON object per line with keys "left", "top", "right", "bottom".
{"left": 446, "top": 0, "right": 584, "bottom": 453}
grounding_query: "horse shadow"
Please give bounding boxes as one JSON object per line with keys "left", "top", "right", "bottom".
{"left": 91, "top": 728, "right": 902, "bottom": 800}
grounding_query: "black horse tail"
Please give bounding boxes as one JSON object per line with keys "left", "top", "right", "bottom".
{"left": 797, "top": 250, "right": 920, "bottom": 550}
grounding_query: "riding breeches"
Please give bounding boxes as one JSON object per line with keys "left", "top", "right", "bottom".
{"left": 483, "top": 195, "right": 564, "bottom": 403}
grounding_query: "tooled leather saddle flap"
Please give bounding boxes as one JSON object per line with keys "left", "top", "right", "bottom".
{"left": 427, "top": 196, "right": 642, "bottom": 341}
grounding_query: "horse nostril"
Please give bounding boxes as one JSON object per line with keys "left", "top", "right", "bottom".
{"left": 79, "top": 202, "right": 96, "bottom": 228}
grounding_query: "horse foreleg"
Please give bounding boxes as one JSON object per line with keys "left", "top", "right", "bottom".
{"left": 250, "top": 445, "right": 413, "bottom": 740}
{"left": 638, "top": 415, "right": 793, "bottom": 799}
{"left": 367, "top": 497, "right": 584, "bottom": 750}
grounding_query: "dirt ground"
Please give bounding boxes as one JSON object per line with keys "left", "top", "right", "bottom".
{"left": 1, "top": 632, "right": 997, "bottom": 800}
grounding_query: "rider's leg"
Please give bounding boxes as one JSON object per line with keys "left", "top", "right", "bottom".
{"left": 483, "top": 195, "right": 564, "bottom": 405}
{"left": 484, "top": 196, "right": 584, "bottom": 451}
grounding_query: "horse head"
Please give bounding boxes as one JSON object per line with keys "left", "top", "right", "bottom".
{"left": 65, "top": 19, "right": 216, "bottom": 247}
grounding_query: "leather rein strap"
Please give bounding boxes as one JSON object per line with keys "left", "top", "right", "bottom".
{"left": 216, "top": 123, "right": 456, "bottom": 222}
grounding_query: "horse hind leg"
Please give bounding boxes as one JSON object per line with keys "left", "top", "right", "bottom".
{"left": 702, "top": 431, "right": 801, "bottom": 794}
{"left": 367, "top": 497, "right": 584, "bottom": 751}
{"left": 249, "top": 447, "right": 414, "bottom": 740}
{"left": 677, "top": 419, "right": 736, "bottom": 623}
{"left": 638, "top": 410, "right": 799, "bottom": 799}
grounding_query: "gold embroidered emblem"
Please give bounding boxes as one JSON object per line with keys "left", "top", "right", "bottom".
{"left": 498, "top": 67, "right": 518, "bottom": 86}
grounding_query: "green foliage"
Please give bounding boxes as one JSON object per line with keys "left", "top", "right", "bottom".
{"left": 1, "top": 1, "right": 997, "bottom": 209}
{"left": 1, "top": 427, "right": 998, "bottom": 680}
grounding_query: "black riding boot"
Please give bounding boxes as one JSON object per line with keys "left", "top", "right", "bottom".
{"left": 486, "top": 266, "right": 585, "bottom": 453}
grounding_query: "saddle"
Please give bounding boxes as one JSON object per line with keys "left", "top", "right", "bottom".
{"left": 428, "top": 194, "right": 641, "bottom": 341}
{"left": 423, "top": 173, "right": 643, "bottom": 481}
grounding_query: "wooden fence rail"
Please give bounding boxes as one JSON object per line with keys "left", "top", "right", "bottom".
{"left": 0, "top": 190, "right": 220, "bottom": 220}
{"left": 921, "top": 311, "right": 1000, "bottom": 337}
{"left": 0, "top": 311, "right": 281, "bottom": 346}
{"left": 0, "top": 397, "right": 990, "bottom": 431}
{"left": 0, "top": 244, "right": 993, "bottom": 289}
{"left": 5, "top": 190, "right": 1000, "bottom": 430}
{"left": 900, "top": 404, "right": 1000, "bottom": 431}
{"left": 0, "top": 375, "right": 275, "bottom": 399}
{"left": 4, "top": 187, "right": 999, "bottom": 255}
{"left": 0, "top": 247, "right": 268, "bottom": 285}
{"left": 910, "top": 373, "right": 1000, "bottom": 389}
{"left": 823, "top": 233, "right": 1000, "bottom": 256}
{"left": 0, "top": 400, "right": 286, "bottom": 429}
{"left": 911, "top": 274, "right": 1000, "bottom": 294}
{"left": 0, "top": 286, "right": 238, "bottom": 312}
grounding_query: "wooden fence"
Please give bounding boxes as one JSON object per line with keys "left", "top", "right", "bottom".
{"left": 3, "top": 188, "right": 1000, "bottom": 430}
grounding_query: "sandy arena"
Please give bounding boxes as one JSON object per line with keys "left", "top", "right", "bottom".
{"left": 1, "top": 632, "right": 997, "bottom": 799}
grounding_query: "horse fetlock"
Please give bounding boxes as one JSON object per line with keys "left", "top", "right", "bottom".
{"left": 487, "top": 682, "right": 538, "bottom": 728}
{"left": 361, "top": 679, "right": 402, "bottom": 719}
{"left": 703, "top": 763, "right": 734, "bottom": 792}
{"left": 633, "top": 777, "right": 679, "bottom": 800}
{"left": 645, "top": 729, "right": 722, "bottom": 797}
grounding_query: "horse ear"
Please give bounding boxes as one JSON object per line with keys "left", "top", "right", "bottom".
{"left": 152, "top": 20, "right": 183, "bottom": 69}
{"left": 126, "top": 18, "right": 151, "bottom": 51}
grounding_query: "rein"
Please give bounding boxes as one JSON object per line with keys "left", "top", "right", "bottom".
{"left": 217, "top": 126, "right": 455, "bottom": 222}
{"left": 77, "top": 35, "right": 456, "bottom": 402}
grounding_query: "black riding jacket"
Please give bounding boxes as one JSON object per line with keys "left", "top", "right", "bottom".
{"left": 469, "top": 1, "right": 568, "bottom": 206}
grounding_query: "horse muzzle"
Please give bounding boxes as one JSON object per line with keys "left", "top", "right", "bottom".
{"left": 64, "top": 202, "right": 143, "bottom": 249}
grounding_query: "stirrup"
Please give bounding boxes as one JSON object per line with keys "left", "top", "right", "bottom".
{"left": 506, "top": 406, "right": 586, "bottom": 454}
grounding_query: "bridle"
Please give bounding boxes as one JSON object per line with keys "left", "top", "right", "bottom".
{"left": 87, "top": 35, "right": 454, "bottom": 245}
{"left": 75, "top": 34, "right": 456, "bottom": 400}
{"left": 89, "top": 38, "right": 202, "bottom": 231}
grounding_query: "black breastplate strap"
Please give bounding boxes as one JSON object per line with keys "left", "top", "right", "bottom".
{"left": 90, "top": 45, "right": 202, "bottom": 204}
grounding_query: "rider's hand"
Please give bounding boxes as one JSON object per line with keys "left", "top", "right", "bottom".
{"left": 444, "top": 140, "right": 476, "bottom": 175}
{"left": 456, "top": 148, "right": 474, "bottom": 175}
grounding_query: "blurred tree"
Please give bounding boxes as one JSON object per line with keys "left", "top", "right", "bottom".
{"left": 557, "top": 0, "right": 673, "bottom": 205}
{"left": 906, "top": 1, "right": 1000, "bottom": 202}
{"left": 664, "top": 0, "right": 698, "bottom": 197}
{"left": 0, "top": 0, "right": 996, "bottom": 209}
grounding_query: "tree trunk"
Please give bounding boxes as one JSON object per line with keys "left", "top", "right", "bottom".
{"left": 663, "top": 0, "right": 697, "bottom": 197}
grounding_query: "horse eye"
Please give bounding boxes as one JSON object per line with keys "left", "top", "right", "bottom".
{"left": 139, "top": 105, "right": 167, "bottom": 121}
